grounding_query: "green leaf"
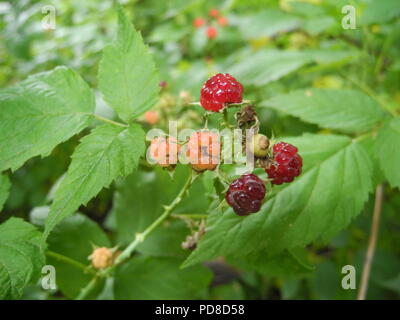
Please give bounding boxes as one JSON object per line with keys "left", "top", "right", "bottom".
{"left": 224, "top": 49, "right": 354, "bottom": 87}
{"left": 114, "top": 255, "right": 212, "bottom": 299}
{"left": 227, "top": 248, "right": 314, "bottom": 277}
{"left": 309, "top": 261, "right": 339, "bottom": 299}
{"left": 44, "top": 123, "right": 145, "bottom": 240}
{"left": 303, "top": 16, "right": 335, "bottom": 36}
{"left": 376, "top": 118, "right": 400, "bottom": 189}
{"left": 98, "top": 7, "right": 159, "bottom": 123}
{"left": 47, "top": 213, "right": 110, "bottom": 299}
{"left": 0, "top": 218, "right": 45, "bottom": 299}
{"left": 183, "top": 134, "right": 373, "bottom": 268}
{"left": 226, "top": 50, "right": 311, "bottom": 87}
{"left": 261, "top": 89, "right": 386, "bottom": 133}
{"left": 361, "top": 0, "right": 400, "bottom": 24}
{"left": 0, "top": 174, "right": 10, "bottom": 212}
{"left": 0, "top": 66, "right": 95, "bottom": 172}
{"left": 113, "top": 165, "right": 210, "bottom": 256}
{"left": 236, "top": 10, "right": 301, "bottom": 40}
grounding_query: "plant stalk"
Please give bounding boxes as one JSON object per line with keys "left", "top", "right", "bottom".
{"left": 357, "top": 184, "right": 384, "bottom": 300}
{"left": 75, "top": 276, "right": 98, "bottom": 300}
{"left": 46, "top": 250, "right": 95, "bottom": 275}
{"left": 114, "top": 170, "right": 194, "bottom": 265}
{"left": 93, "top": 114, "right": 128, "bottom": 128}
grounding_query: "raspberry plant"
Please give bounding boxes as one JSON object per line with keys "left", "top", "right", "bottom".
{"left": 0, "top": 2, "right": 400, "bottom": 300}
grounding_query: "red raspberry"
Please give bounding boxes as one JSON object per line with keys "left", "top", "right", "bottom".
{"left": 159, "top": 81, "right": 167, "bottom": 88}
{"left": 225, "top": 174, "right": 266, "bottom": 216}
{"left": 266, "top": 142, "right": 302, "bottom": 185}
{"left": 209, "top": 8, "right": 219, "bottom": 18}
{"left": 200, "top": 73, "right": 243, "bottom": 112}
{"left": 206, "top": 26, "right": 218, "bottom": 39}
{"left": 193, "top": 17, "right": 205, "bottom": 28}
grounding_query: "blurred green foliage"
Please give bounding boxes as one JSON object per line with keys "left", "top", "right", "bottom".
{"left": 1, "top": 0, "right": 400, "bottom": 300}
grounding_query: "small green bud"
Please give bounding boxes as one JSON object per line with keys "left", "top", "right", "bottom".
{"left": 251, "top": 134, "right": 269, "bottom": 158}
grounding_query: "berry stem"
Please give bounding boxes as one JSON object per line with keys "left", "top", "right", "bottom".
{"left": 75, "top": 276, "right": 99, "bottom": 300}
{"left": 93, "top": 114, "right": 128, "bottom": 128}
{"left": 222, "top": 108, "right": 233, "bottom": 129}
{"left": 46, "top": 250, "right": 95, "bottom": 275}
{"left": 171, "top": 213, "right": 208, "bottom": 220}
{"left": 109, "top": 169, "right": 194, "bottom": 273}
{"left": 75, "top": 170, "right": 194, "bottom": 299}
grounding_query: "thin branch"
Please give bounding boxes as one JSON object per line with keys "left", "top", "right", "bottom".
{"left": 171, "top": 213, "right": 208, "bottom": 220}
{"left": 113, "top": 169, "right": 194, "bottom": 266}
{"left": 75, "top": 276, "right": 98, "bottom": 300}
{"left": 93, "top": 114, "right": 128, "bottom": 128}
{"left": 74, "top": 168, "right": 195, "bottom": 301}
{"left": 46, "top": 250, "right": 95, "bottom": 275}
{"left": 357, "top": 184, "right": 384, "bottom": 300}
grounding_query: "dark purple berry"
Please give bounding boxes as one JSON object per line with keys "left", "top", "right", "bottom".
{"left": 225, "top": 174, "right": 266, "bottom": 216}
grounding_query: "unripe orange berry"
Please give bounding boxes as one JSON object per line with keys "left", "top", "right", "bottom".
{"left": 149, "top": 136, "right": 180, "bottom": 168}
{"left": 186, "top": 131, "right": 220, "bottom": 172}
{"left": 217, "top": 16, "right": 228, "bottom": 27}
{"left": 144, "top": 111, "right": 159, "bottom": 125}
{"left": 90, "top": 247, "right": 114, "bottom": 270}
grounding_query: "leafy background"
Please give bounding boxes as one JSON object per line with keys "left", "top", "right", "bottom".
{"left": 0, "top": 0, "right": 400, "bottom": 300}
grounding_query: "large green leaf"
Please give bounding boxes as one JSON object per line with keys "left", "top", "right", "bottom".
{"left": 43, "top": 123, "right": 145, "bottom": 240}
{"left": 376, "top": 118, "right": 400, "bottom": 189}
{"left": 0, "top": 66, "right": 95, "bottom": 172}
{"left": 98, "top": 7, "right": 159, "bottom": 123}
{"left": 227, "top": 248, "right": 314, "bottom": 277}
{"left": 223, "top": 49, "right": 354, "bottom": 87}
{"left": 47, "top": 213, "right": 110, "bottom": 299}
{"left": 226, "top": 50, "right": 311, "bottom": 87}
{"left": 0, "top": 218, "right": 45, "bottom": 299}
{"left": 183, "top": 134, "right": 373, "bottom": 267}
{"left": 114, "top": 255, "right": 212, "bottom": 299}
{"left": 236, "top": 10, "right": 301, "bottom": 40}
{"left": 113, "top": 165, "right": 211, "bottom": 256}
{"left": 0, "top": 174, "right": 10, "bottom": 212}
{"left": 361, "top": 0, "right": 400, "bottom": 24}
{"left": 261, "top": 89, "right": 386, "bottom": 133}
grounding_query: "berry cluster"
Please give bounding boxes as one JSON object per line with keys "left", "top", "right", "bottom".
{"left": 150, "top": 73, "right": 303, "bottom": 216}
{"left": 192, "top": 8, "right": 229, "bottom": 40}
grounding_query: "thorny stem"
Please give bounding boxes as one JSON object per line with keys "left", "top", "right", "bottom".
{"left": 222, "top": 108, "right": 233, "bottom": 129}
{"left": 171, "top": 213, "right": 208, "bottom": 220}
{"left": 75, "top": 276, "right": 99, "bottom": 300}
{"left": 357, "top": 184, "right": 384, "bottom": 300}
{"left": 118, "top": 170, "right": 193, "bottom": 263}
{"left": 75, "top": 169, "right": 195, "bottom": 299}
{"left": 93, "top": 114, "right": 128, "bottom": 128}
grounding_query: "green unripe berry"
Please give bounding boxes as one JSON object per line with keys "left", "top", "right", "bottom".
{"left": 250, "top": 134, "right": 269, "bottom": 158}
